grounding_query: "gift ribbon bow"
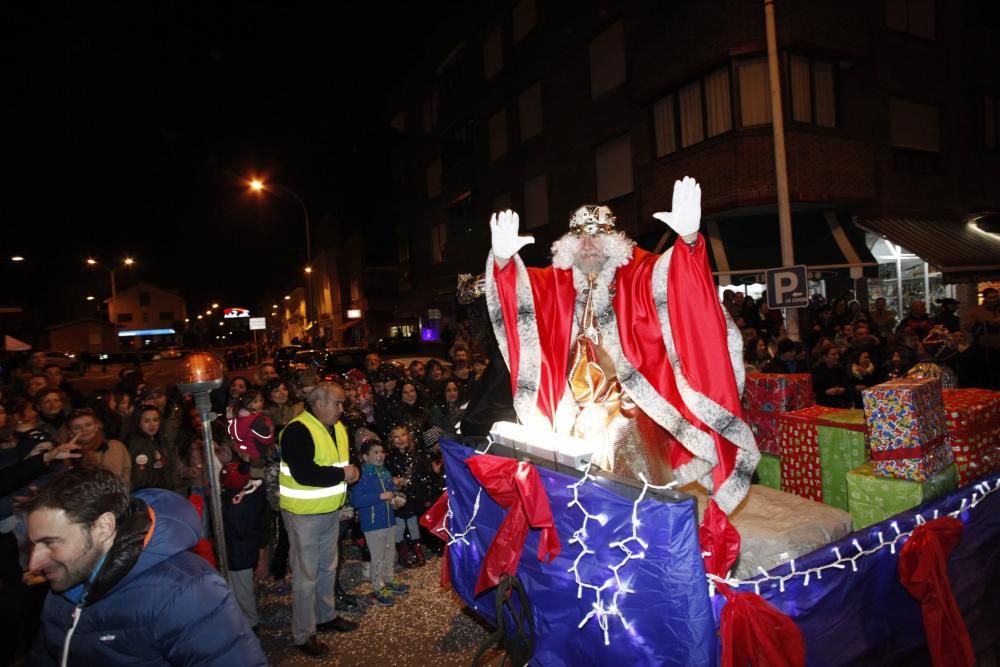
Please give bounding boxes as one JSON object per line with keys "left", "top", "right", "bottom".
{"left": 898, "top": 517, "right": 975, "bottom": 667}
{"left": 465, "top": 455, "right": 561, "bottom": 596}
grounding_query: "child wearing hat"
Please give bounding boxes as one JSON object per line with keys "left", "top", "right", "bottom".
{"left": 220, "top": 460, "right": 265, "bottom": 634}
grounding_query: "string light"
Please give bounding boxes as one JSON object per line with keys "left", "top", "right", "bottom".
{"left": 567, "top": 465, "right": 677, "bottom": 645}
{"left": 436, "top": 439, "right": 494, "bottom": 547}
{"left": 706, "top": 478, "right": 1000, "bottom": 595}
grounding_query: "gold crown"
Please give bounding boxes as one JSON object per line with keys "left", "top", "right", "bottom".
{"left": 569, "top": 205, "right": 616, "bottom": 235}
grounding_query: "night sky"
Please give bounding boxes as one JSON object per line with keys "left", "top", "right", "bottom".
{"left": 2, "top": 3, "right": 448, "bottom": 317}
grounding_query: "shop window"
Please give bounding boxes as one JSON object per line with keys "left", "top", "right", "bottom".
{"left": 523, "top": 174, "right": 549, "bottom": 229}
{"left": 518, "top": 83, "right": 543, "bottom": 141}
{"left": 595, "top": 134, "right": 633, "bottom": 202}
{"left": 589, "top": 21, "right": 626, "bottom": 99}
{"left": 886, "top": 0, "right": 935, "bottom": 39}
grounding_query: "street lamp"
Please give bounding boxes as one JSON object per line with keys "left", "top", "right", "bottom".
{"left": 247, "top": 177, "right": 314, "bottom": 332}
{"left": 86, "top": 257, "right": 135, "bottom": 325}
{"left": 10, "top": 256, "right": 24, "bottom": 262}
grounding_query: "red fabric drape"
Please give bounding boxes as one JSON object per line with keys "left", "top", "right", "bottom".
{"left": 420, "top": 490, "right": 452, "bottom": 588}
{"left": 898, "top": 518, "right": 975, "bottom": 667}
{"left": 719, "top": 588, "right": 806, "bottom": 667}
{"left": 465, "top": 455, "right": 561, "bottom": 595}
{"left": 699, "top": 499, "right": 741, "bottom": 579}
{"left": 187, "top": 494, "right": 217, "bottom": 569}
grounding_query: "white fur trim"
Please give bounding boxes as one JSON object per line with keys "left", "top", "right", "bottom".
{"left": 484, "top": 251, "right": 545, "bottom": 429}
{"left": 652, "top": 250, "right": 759, "bottom": 513}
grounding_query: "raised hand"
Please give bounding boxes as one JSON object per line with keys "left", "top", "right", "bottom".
{"left": 652, "top": 176, "right": 702, "bottom": 240}
{"left": 490, "top": 209, "right": 534, "bottom": 261}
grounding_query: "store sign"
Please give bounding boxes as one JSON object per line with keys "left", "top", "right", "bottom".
{"left": 346, "top": 308, "right": 362, "bottom": 319}
{"left": 224, "top": 307, "right": 250, "bottom": 319}
{"left": 249, "top": 317, "right": 266, "bottom": 331}
{"left": 766, "top": 265, "right": 809, "bottom": 309}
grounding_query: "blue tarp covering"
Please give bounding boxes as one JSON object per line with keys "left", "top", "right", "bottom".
{"left": 442, "top": 438, "right": 1000, "bottom": 666}
{"left": 744, "top": 471, "right": 1000, "bottom": 667}
{"left": 441, "top": 439, "right": 717, "bottom": 667}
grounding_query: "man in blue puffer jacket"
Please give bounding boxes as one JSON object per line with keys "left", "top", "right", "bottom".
{"left": 24, "top": 466, "right": 267, "bottom": 666}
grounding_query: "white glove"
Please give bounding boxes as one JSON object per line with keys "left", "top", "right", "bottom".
{"left": 652, "top": 176, "right": 702, "bottom": 238}
{"left": 490, "top": 209, "right": 534, "bottom": 260}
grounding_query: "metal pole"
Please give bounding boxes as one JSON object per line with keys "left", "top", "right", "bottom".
{"left": 896, "top": 245, "right": 904, "bottom": 317}
{"left": 765, "top": 0, "right": 799, "bottom": 342}
{"left": 194, "top": 391, "right": 229, "bottom": 578}
{"left": 923, "top": 261, "right": 930, "bottom": 304}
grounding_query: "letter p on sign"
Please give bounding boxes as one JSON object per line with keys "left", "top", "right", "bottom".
{"left": 766, "top": 265, "right": 810, "bottom": 309}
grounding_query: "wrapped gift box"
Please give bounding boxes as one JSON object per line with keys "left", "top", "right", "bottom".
{"left": 942, "top": 388, "right": 1000, "bottom": 485}
{"left": 816, "top": 409, "right": 869, "bottom": 512}
{"left": 742, "top": 373, "right": 816, "bottom": 455}
{"left": 846, "top": 461, "right": 958, "bottom": 529}
{"left": 862, "top": 378, "right": 952, "bottom": 481}
{"left": 754, "top": 452, "right": 781, "bottom": 491}
{"left": 778, "top": 405, "right": 843, "bottom": 503}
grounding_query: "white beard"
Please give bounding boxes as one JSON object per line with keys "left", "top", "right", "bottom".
{"left": 550, "top": 232, "right": 635, "bottom": 272}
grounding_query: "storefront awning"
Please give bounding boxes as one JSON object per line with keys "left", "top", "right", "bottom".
{"left": 857, "top": 217, "right": 1000, "bottom": 274}
{"left": 700, "top": 210, "right": 877, "bottom": 284}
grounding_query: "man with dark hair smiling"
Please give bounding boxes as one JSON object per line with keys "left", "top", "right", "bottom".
{"left": 24, "top": 467, "right": 266, "bottom": 666}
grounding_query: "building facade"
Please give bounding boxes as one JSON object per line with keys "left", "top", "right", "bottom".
{"left": 105, "top": 281, "right": 187, "bottom": 347}
{"left": 386, "top": 0, "right": 1000, "bottom": 324}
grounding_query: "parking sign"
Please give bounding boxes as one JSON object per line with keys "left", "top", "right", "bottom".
{"left": 765, "top": 265, "right": 809, "bottom": 309}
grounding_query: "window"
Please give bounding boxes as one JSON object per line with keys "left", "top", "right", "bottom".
{"left": 422, "top": 93, "right": 438, "bottom": 133}
{"left": 523, "top": 174, "right": 549, "bottom": 229}
{"left": 512, "top": 0, "right": 536, "bottom": 43}
{"left": 159, "top": 311, "right": 174, "bottom": 321}
{"left": 443, "top": 121, "right": 475, "bottom": 168}
{"left": 430, "top": 223, "right": 447, "bottom": 264}
{"left": 789, "top": 55, "right": 837, "bottom": 127}
{"left": 488, "top": 108, "right": 508, "bottom": 160}
{"left": 142, "top": 312, "right": 150, "bottom": 323}
{"left": 117, "top": 313, "right": 133, "bottom": 323}
{"left": 981, "top": 95, "right": 998, "bottom": 150}
{"left": 704, "top": 68, "right": 732, "bottom": 138}
{"left": 890, "top": 98, "right": 941, "bottom": 173}
{"left": 589, "top": 21, "right": 626, "bottom": 99}
{"left": 518, "top": 83, "right": 543, "bottom": 141}
{"left": 679, "top": 82, "right": 704, "bottom": 147}
{"left": 886, "top": 0, "right": 935, "bottom": 39}
{"left": 138, "top": 291, "right": 151, "bottom": 306}
{"left": 737, "top": 58, "right": 772, "bottom": 127}
{"left": 426, "top": 158, "right": 442, "bottom": 198}
{"left": 483, "top": 27, "right": 503, "bottom": 80}
{"left": 653, "top": 94, "right": 676, "bottom": 157}
{"left": 595, "top": 134, "right": 633, "bottom": 202}
{"left": 448, "top": 193, "right": 473, "bottom": 237}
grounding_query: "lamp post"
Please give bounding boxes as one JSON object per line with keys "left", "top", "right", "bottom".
{"left": 248, "top": 179, "right": 315, "bottom": 338}
{"left": 87, "top": 257, "right": 135, "bottom": 325}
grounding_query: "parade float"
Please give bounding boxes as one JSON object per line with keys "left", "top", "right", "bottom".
{"left": 424, "top": 378, "right": 1000, "bottom": 665}
{"left": 426, "top": 177, "right": 1000, "bottom": 666}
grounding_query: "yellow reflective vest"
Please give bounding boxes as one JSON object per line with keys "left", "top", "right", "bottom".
{"left": 278, "top": 410, "right": 349, "bottom": 515}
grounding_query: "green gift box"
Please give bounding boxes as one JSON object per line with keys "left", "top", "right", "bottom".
{"left": 755, "top": 452, "right": 781, "bottom": 491}
{"left": 817, "top": 409, "right": 869, "bottom": 512}
{"left": 845, "top": 461, "right": 958, "bottom": 529}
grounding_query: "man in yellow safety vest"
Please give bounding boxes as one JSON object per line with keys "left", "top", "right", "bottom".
{"left": 278, "top": 382, "right": 361, "bottom": 658}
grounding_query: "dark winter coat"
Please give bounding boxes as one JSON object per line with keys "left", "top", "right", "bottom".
{"left": 30, "top": 488, "right": 266, "bottom": 666}
{"left": 222, "top": 481, "right": 266, "bottom": 571}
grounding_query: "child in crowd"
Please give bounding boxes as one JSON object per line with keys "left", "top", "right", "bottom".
{"left": 127, "top": 405, "right": 172, "bottom": 491}
{"left": 350, "top": 438, "right": 410, "bottom": 606}
{"left": 220, "top": 461, "right": 265, "bottom": 634}
{"left": 386, "top": 424, "right": 433, "bottom": 567}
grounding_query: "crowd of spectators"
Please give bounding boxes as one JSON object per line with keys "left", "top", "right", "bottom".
{"left": 0, "top": 333, "right": 488, "bottom": 662}
{"left": 729, "top": 287, "right": 1000, "bottom": 408}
